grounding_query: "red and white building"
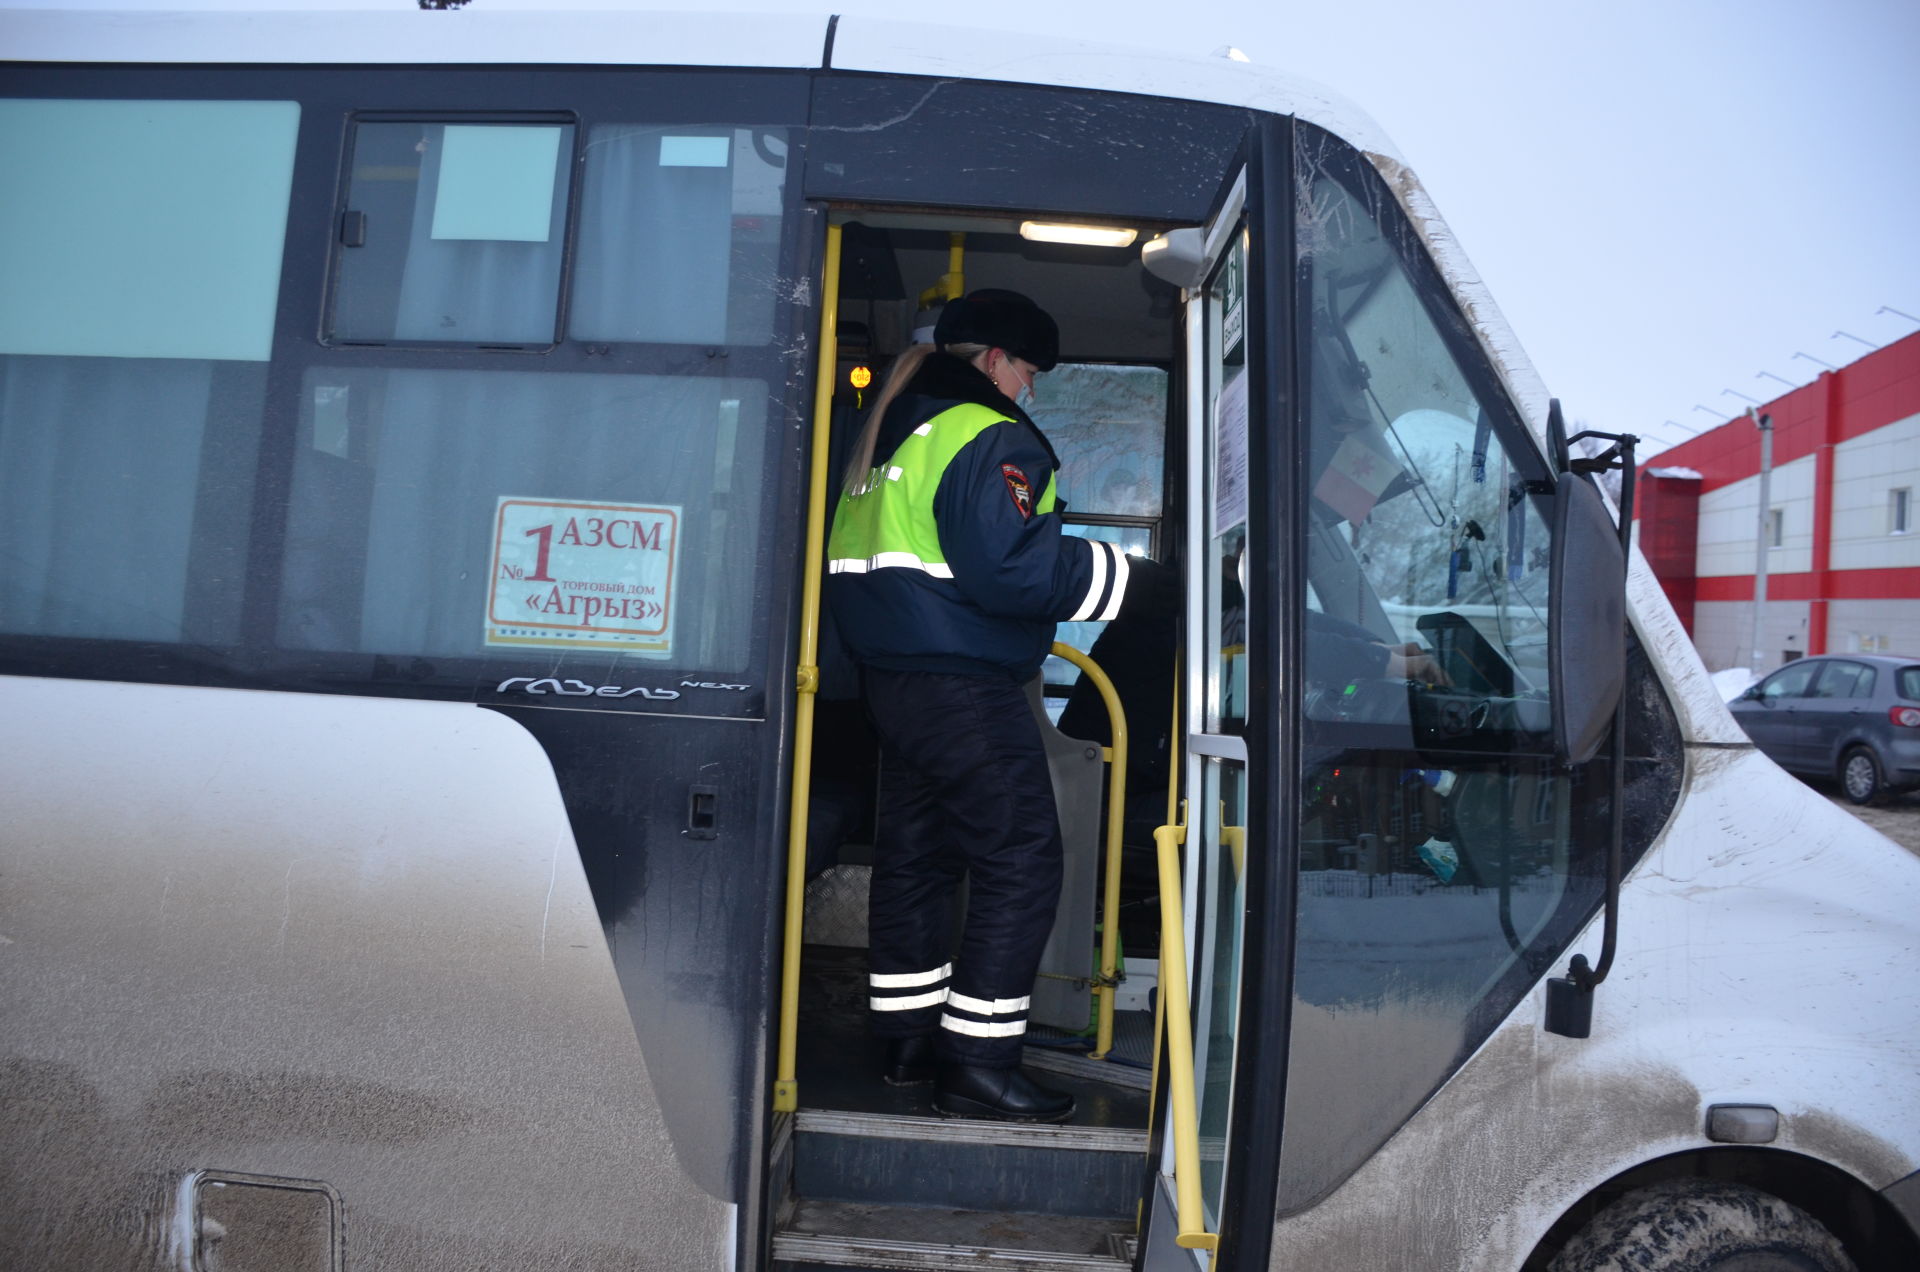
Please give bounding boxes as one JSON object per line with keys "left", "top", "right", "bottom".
{"left": 1635, "top": 330, "right": 1920, "bottom": 674}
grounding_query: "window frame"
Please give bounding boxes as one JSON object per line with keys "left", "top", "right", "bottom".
{"left": 322, "top": 110, "right": 584, "bottom": 353}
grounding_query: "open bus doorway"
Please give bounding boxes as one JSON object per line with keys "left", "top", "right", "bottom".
{"left": 787, "top": 207, "right": 1186, "bottom": 1147}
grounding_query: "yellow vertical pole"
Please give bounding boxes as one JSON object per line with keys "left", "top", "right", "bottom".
{"left": 946, "top": 231, "right": 965, "bottom": 297}
{"left": 774, "top": 222, "right": 842, "bottom": 1114}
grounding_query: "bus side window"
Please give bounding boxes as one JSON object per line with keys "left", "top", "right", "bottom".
{"left": 0, "top": 98, "right": 299, "bottom": 646}
{"left": 329, "top": 120, "right": 575, "bottom": 347}
{"left": 284, "top": 122, "right": 793, "bottom": 688}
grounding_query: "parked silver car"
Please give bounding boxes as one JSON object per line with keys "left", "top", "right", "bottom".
{"left": 1729, "top": 653, "right": 1920, "bottom": 804}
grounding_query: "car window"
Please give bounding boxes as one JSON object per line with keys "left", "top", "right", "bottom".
{"left": 1898, "top": 667, "right": 1920, "bottom": 701}
{"left": 1809, "top": 661, "right": 1874, "bottom": 700}
{"left": 1758, "top": 662, "right": 1817, "bottom": 700}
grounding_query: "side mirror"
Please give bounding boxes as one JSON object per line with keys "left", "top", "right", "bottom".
{"left": 1548, "top": 473, "right": 1625, "bottom": 765}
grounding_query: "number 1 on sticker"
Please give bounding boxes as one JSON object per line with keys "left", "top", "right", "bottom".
{"left": 523, "top": 523, "right": 556, "bottom": 582}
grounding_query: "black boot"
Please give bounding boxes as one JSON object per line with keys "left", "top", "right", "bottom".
{"left": 883, "top": 1035, "right": 937, "bottom": 1086}
{"left": 934, "top": 1064, "right": 1075, "bottom": 1122}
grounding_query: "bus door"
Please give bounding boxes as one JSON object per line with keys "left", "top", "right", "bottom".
{"left": 1142, "top": 163, "right": 1259, "bottom": 1268}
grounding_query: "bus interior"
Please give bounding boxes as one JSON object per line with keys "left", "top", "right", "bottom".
{"left": 795, "top": 209, "right": 1183, "bottom": 1152}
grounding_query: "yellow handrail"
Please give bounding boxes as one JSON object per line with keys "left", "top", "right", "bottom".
{"left": 916, "top": 230, "right": 967, "bottom": 310}
{"left": 774, "top": 222, "right": 843, "bottom": 1114}
{"left": 1154, "top": 813, "right": 1218, "bottom": 1252}
{"left": 1047, "top": 642, "right": 1127, "bottom": 1058}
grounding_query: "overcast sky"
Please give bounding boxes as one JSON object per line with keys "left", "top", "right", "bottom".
{"left": 22, "top": 0, "right": 1919, "bottom": 456}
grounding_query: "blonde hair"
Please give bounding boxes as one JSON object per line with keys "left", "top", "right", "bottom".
{"left": 839, "top": 342, "right": 990, "bottom": 495}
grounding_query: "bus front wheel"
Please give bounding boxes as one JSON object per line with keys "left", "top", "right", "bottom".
{"left": 1547, "top": 1177, "right": 1855, "bottom": 1272}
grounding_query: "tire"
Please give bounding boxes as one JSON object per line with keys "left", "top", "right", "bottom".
{"left": 1547, "top": 1177, "right": 1855, "bottom": 1272}
{"left": 1839, "top": 746, "right": 1885, "bottom": 807}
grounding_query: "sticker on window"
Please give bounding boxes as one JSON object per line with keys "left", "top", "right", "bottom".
{"left": 486, "top": 498, "right": 680, "bottom": 654}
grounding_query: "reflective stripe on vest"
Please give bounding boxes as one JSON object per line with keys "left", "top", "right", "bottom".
{"left": 827, "top": 402, "right": 1057, "bottom": 579}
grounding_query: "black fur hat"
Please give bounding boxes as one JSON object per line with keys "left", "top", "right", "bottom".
{"left": 934, "top": 288, "right": 1060, "bottom": 371}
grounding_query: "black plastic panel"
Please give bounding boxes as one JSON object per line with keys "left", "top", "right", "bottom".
{"left": 808, "top": 74, "right": 1251, "bottom": 223}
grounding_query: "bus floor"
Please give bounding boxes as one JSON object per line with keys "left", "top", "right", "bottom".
{"left": 795, "top": 944, "right": 1152, "bottom": 1130}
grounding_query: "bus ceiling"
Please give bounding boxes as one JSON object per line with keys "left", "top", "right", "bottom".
{"left": 830, "top": 210, "right": 1185, "bottom": 364}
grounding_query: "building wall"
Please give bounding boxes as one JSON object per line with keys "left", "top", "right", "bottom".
{"left": 1693, "top": 599, "right": 1812, "bottom": 673}
{"left": 1830, "top": 409, "right": 1920, "bottom": 571}
{"left": 1636, "top": 330, "right": 1920, "bottom": 675}
{"left": 1828, "top": 598, "right": 1920, "bottom": 656}
{"left": 1696, "top": 453, "right": 1816, "bottom": 577}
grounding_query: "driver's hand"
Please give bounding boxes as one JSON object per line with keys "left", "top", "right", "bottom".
{"left": 1384, "top": 643, "right": 1450, "bottom": 686}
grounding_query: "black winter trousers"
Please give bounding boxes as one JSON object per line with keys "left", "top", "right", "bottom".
{"left": 861, "top": 667, "right": 1063, "bottom": 1068}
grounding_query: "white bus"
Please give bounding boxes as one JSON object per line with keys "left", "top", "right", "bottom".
{"left": 2, "top": 8, "right": 1916, "bottom": 1271}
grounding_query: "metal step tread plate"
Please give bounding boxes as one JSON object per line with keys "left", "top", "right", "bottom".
{"left": 795, "top": 1109, "right": 1147, "bottom": 1153}
{"left": 793, "top": 1110, "right": 1147, "bottom": 1218}
{"left": 774, "top": 1198, "right": 1132, "bottom": 1271}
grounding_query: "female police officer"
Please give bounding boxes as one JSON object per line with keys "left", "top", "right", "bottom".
{"left": 825, "top": 290, "right": 1138, "bottom": 1122}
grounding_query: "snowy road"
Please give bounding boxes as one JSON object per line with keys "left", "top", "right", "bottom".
{"left": 1820, "top": 787, "right": 1920, "bottom": 857}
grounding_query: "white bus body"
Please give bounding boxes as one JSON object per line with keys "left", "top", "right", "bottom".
{"left": 2, "top": 8, "right": 1915, "bottom": 1271}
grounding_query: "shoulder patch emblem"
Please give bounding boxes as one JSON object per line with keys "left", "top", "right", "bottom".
{"left": 1001, "top": 464, "right": 1035, "bottom": 518}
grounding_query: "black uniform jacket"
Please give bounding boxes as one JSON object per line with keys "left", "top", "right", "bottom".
{"left": 826, "top": 354, "right": 1128, "bottom": 680}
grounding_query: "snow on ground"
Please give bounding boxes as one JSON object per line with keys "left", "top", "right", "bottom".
{"left": 1711, "top": 666, "right": 1756, "bottom": 701}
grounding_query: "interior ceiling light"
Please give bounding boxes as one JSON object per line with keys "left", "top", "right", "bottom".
{"left": 1019, "top": 221, "right": 1138, "bottom": 248}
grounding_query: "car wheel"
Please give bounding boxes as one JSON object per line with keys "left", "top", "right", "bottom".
{"left": 1548, "top": 1177, "right": 1855, "bottom": 1272}
{"left": 1840, "top": 746, "right": 1884, "bottom": 806}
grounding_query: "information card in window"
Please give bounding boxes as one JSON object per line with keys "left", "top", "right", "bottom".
{"left": 486, "top": 497, "right": 680, "bottom": 654}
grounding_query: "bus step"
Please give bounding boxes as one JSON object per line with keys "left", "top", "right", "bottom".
{"left": 792, "top": 1110, "right": 1145, "bottom": 1219}
{"left": 772, "top": 1198, "right": 1132, "bottom": 1271}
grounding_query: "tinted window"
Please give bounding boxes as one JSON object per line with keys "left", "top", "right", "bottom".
{"left": 570, "top": 125, "right": 791, "bottom": 346}
{"left": 0, "top": 98, "right": 297, "bottom": 644}
{"left": 331, "top": 120, "right": 574, "bottom": 346}
{"left": 280, "top": 367, "right": 769, "bottom": 670}
{"left": 1280, "top": 125, "right": 1599, "bottom": 1216}
{"left": 1, "top": 87, "right": 802, "bottom": 719}
{"left": 1809, "top": 660, "right": 1874, "bottom": 700}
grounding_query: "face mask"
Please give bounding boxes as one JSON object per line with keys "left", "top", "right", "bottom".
{"left": 1006, "top": 361, "right": 1037, "bottom": 411}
